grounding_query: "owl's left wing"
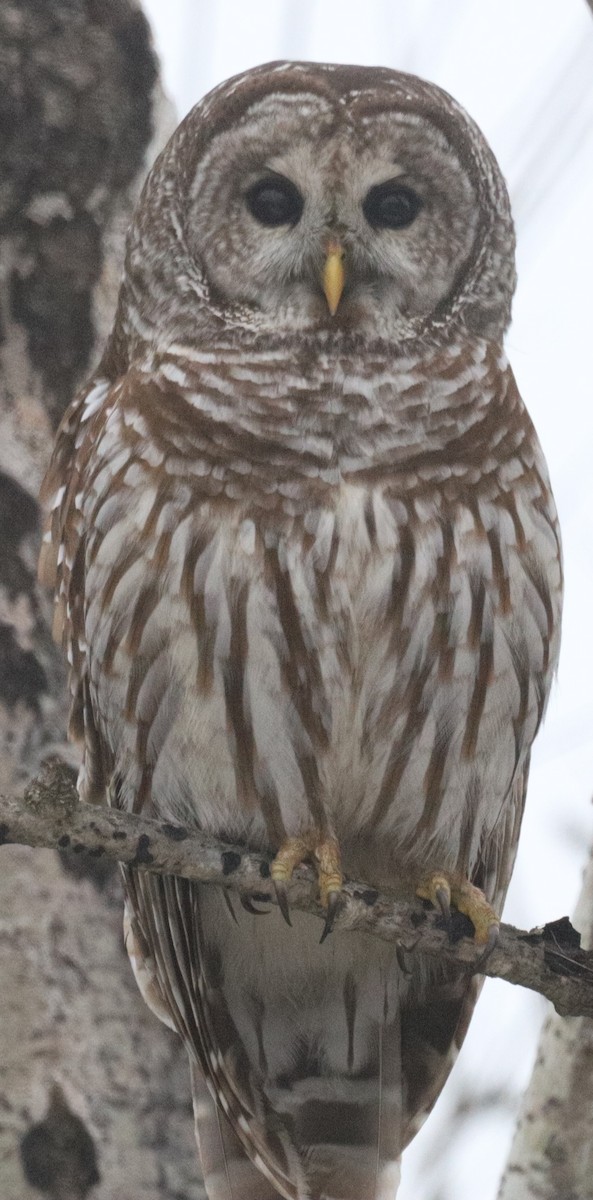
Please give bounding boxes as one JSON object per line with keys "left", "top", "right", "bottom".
{"left": 400, "top": 758, "right": 528, "bottom": 1150}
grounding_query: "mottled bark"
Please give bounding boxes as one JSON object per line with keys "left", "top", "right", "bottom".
{"left": 498, "top": 847, "right": 593, "bottom": 1200}
{"left": 0, "top": 3, "right": 203, "bottom": 1197}
{"left": 2, "top": 842, "right": 202, "bottom": 1200}
{"left": 0, "top": 0, "right": 169, "bottom": 793}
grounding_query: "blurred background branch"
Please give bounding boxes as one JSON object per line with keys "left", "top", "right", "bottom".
{"left": 498, "top": 845, "right": 593, "bottom": 1200}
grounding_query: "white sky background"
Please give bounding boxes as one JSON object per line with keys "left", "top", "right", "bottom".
{"left": 141, "top": 2, "right": 593, "bottom": 1197}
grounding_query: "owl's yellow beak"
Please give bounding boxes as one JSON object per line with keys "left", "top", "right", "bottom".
{"left": 323, "top": 240, "right": 345, "bottom": 315}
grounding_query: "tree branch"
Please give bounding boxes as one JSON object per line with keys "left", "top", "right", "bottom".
{"left": 2, "top": 759, "right": 592, "bottom": 1019}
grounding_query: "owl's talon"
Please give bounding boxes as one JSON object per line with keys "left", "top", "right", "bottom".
{"left": 474, "top": 922, "right": 500, "bottom": 970}
{"left": 223, "top": 891, "right": 239, "bottom": 925}
{"left": 396, "top": 941, "right": 415, "bottom": 977}
{"left": 435, "top": 884, "right": 452, "bottom": 926}
{"left": 273, "top": 879, "right": 292, "bottom": 926}
{"left": 271, "top": 835, "right": 308, "bottom": 925}
{"left": 241, "top": 895, "right": 271, "bottom": 916}
{"left": 319, "top": 889, "right": 342, "bottom": 944}
{"left": 270, "top": 833, "right": 343, "bottom": 936}
{"left": 416, "top": 870, "right": 500, "bottom": 947}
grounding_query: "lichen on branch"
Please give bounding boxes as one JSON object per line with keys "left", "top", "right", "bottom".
{"left": 2, "top": 758, "right": 592, "bottom": 1019}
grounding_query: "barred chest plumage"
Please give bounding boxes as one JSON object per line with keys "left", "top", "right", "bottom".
{"left": 73, "top": 332, "right": 561, "bottom": 895}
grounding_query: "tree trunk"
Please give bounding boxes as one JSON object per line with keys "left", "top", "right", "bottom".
{"left": 2, "top": 844, "right": 204, "bottom": 1200}
{"left": 498, "top": 847, "right": 593, "bottom": 1200}
{"left": 0, "top": 2, "right": 203, "bottom": 1195}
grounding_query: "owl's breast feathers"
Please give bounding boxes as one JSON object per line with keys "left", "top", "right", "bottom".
{"left": 41, "top": 333, "right": 561, "bottom": 882}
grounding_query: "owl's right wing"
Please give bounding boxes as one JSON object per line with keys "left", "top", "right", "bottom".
{"left": 39, "top": 373, "right": 307, "bottom": 1198}
{"left": 39, "top": 375, "right": 117, "bottom": 802}
{"left": 123, "top": 867, "right": 307, "bottom": 1200}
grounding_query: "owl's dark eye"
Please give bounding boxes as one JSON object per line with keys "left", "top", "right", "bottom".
{"left": 363, "top": 181, "right": 422, "bottom": 230}
{"left": 245, "top": 174, "right": 304, "bottom": 227}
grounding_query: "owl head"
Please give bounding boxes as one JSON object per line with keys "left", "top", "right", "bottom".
{"left": 116, "top": 61, "right": 515, "bottom": 358}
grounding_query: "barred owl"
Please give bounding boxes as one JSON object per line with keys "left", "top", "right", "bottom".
{"left": 40, "top": 62, "right": 562, "bottom": 1199}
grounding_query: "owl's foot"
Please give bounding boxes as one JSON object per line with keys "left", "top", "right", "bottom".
{"left": 416, "top": 871, "right": 499, "bottom": 953}
{"left": 271, "top": 834, "right": 343, "bottom": 942}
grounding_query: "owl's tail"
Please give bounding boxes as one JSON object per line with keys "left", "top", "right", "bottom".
{"left": 126, "top": 868, "right": 473, "bottom": 1199}
{"left": 190, "top": 886, "right": 405, "bottom": 1200}
{"left": 192, "top": 1062, "right": 402, "bottom": 1200}
{"left": 190, "top": 1061, "right": 285, "bottom": 1199}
